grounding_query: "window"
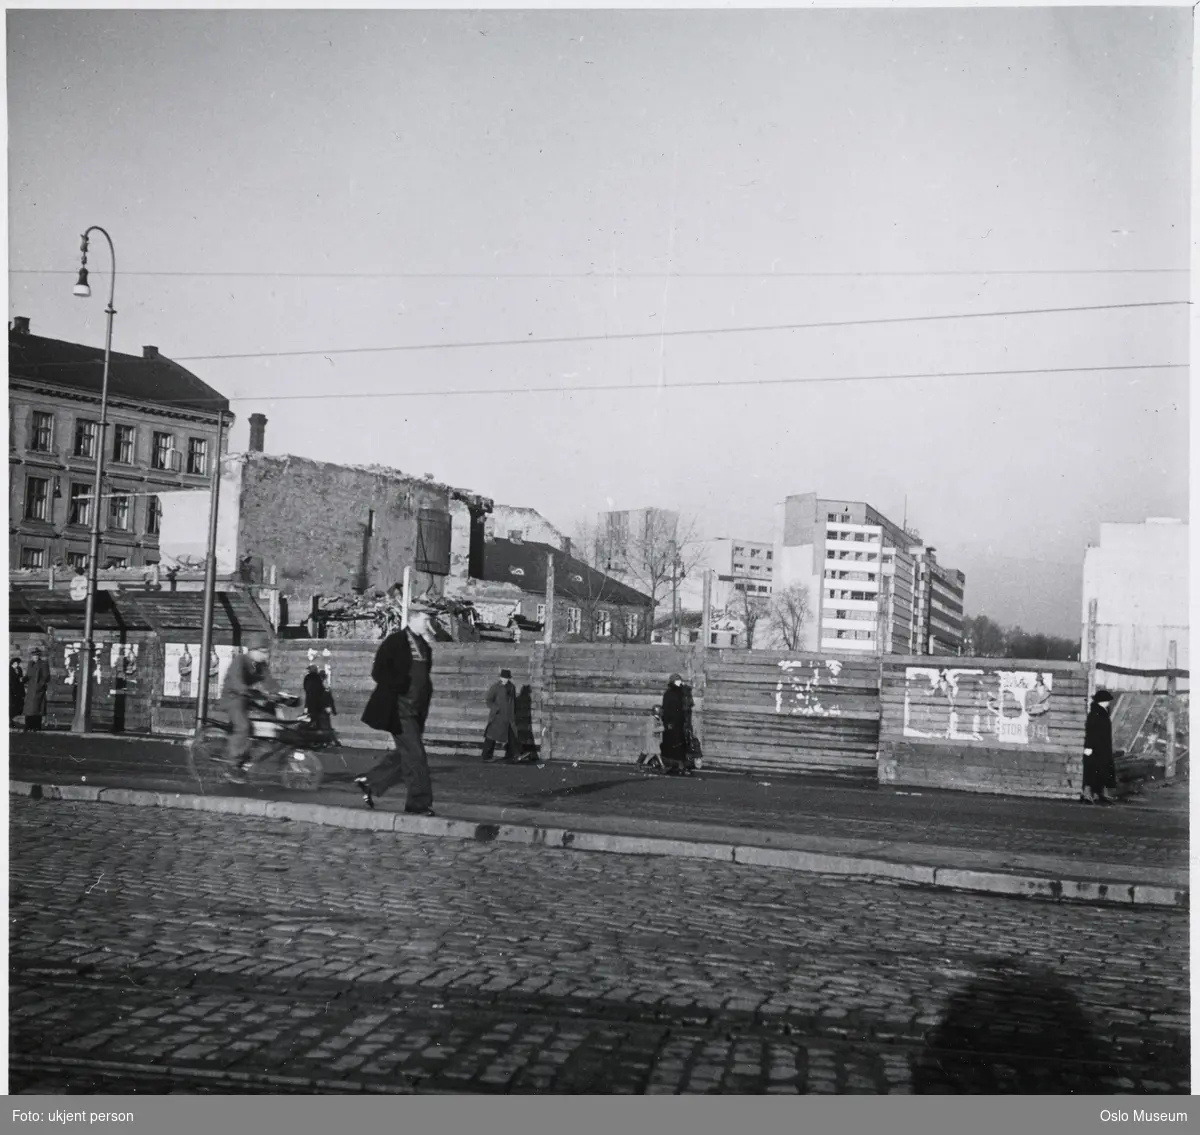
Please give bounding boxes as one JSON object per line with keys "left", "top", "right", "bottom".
{"left": 108, "top": 493, "right": 131, "bottom": 531}
{"left": 146, "top": 495, "right": 162, "bottom": 536}
{"left": 415, "top": 508, "right": 452, "bottom": 575}
{"left": 186, "top": 437, "right": 208, "bottom": 475}
{"left": 594, "top": 610, "right": 612, "bottom": 638}
{"left": 112, "top": 424, "right": 135, "bottom": 464}
{"left": 104, "top": 554, "right": 129, "bottom": 569}
{"left": 19, "top": 547, "right": 44, "bottom": 569}
{"left": 827, "top": 513, "right": 836, "bottom": 522}
{"left": 23, "top": 476, "right": 49, "bottom": 521}
{"left": 750, "top": 548, "right": 760, "bottom": 558}
{"left": 766, "top": 550, "right": 773, "bottom": 560}
{"left": 74, "top": 419, "right": 98, "bottom": 459}
{"left": 30, "top": 411, "right": 54, "bottom": 453}
{"left": 626, "top": 612, "right": 641, "bottom": 638}
{"left": 68, "top": 483, "right": 93, "bottom": 527}
{"left": 536, "top": 603, "right": 546, "bottom": 624}
{"left": 854, "top": 532, "right": 864, "bottom": 542}
{"left": 827, "top": 550, "right": 835, "bottom": 560}
{"left": 66, "top": 551, "right": 89, "bottom": 572}
{"left": 151, "top": 431, "right": 175, "bottom": 470}
{"left": 567, "top": 607, "right": 581, "bottom": 635}
{"left": 836, "top": 610, "right": 848, "bottom": 620}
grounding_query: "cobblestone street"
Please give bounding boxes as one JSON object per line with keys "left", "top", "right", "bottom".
{"left": 9, "top": 798, "right": 1189, "bottom": 1094}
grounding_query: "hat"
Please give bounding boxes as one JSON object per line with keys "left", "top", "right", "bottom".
{"left": 1092, "top": 689, "right": 1114, "bottom": 704}
{"left": 243, "top": 632, "right": 270, "bottom": 651}
{"left": 500, "top": 668, "right": 512, "bottom": 679}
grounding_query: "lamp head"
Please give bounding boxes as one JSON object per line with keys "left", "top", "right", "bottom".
{"left": 73, "top": 267, "right": 91, "bottom": 298}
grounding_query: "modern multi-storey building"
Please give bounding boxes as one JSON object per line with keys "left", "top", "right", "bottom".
{"left": 773, "top": 492, "right": 964, "bottom": 655}
{"left": 910, "top": 546, "right": 967, "bottom": 655}
{"left": 706, "top": 536, "right": 775, "bottom": 609}
{"left": 9, "top": 315, "right": 231, "bottom": 574}
{"left": 596, "top": 507, "right": 680, "bottom": 573}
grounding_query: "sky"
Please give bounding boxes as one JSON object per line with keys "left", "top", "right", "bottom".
{"left": 7, "top": 8, "right": 1191, "bottom": 637}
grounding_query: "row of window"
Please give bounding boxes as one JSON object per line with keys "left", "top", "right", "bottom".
{"left": 827, "top": 548, "right": 879, "bottom": 563}
{"left": 828, "top": 629, "right": 875, "bottom": 641}
{"left": 732, "top": 561, "right": 772, "bottom": 573}
{"left": 16, "top": 547, "right": 144, "bottom": 571}
{"left": 826, "top": 589, "right": 874, "bottom": 602}
{"left": 732, "top": 546, "right": 773, "bottom": 559}
{"left": 24, "top": 411, "right": 210, "bottom": 474}
{"left": 562, "top": 607, "right": 642, "bottom": 638}
{"left": 825, "top": 569, "right": 878, "bottom": 583}
{"left": 21, "top": 475, "right": 162, "bottom": 534}
{"left": 826, "top": 529, "right": 880, "bottom": 543}
{"left": 733, "top": 582, "right": 771, "bottom": 594}
{"left": 827, "top": 609, "right": 875, "bottom": 622}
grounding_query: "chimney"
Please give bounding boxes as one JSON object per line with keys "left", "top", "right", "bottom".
{"left": 142, "top": 345, "right": 159, "bottom": 359}
{"left": 11, "top": 316, "right": 29, "bottom": 335}
{"left": 562, "top": 537, "right": 572, "bottom": 557}
{"left": 248, "top": 413, "right": 267, "bottom": 453}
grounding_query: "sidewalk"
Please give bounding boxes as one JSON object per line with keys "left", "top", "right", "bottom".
{"left": 8, "top": 732, "right": 1190, "bottom": 909}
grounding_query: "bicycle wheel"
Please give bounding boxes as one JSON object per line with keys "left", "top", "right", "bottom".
{"left": 187, "top": 724, "right": 233, "bottom": 792}
{"left": 280, "top": 749, "right": 324, "bottom": 791}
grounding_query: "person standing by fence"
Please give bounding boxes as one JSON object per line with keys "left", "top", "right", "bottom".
{"left": 22, "top": 646, "right": 50, "bottom": 732}
{"left": 1082, "top": 689, "right": 1118, "bottom": 804}
{"left": 482, "top": 667, "right": 521, "bottom": 763}
{"left": 356, "top": 609, "right": 436, "bottom": 816}
{"left": 660, "top": 673, "right": 692, "bottom": 775}
{"left": 10, "top": 655, "right": 26, "bottom": 727}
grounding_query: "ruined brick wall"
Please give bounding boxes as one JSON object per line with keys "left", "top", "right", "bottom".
{"left": 235, "top": 454, "right": 452, "bottom": 622}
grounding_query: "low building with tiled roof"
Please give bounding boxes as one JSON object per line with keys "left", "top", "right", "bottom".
{"left": 480, "top": 536, "right": 654, "bottom": 642}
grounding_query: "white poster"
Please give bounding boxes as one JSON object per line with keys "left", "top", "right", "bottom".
{"left": 108, "top": 644, "right": 140, "bottom": 692}
{"left": 163, "top": 643, "right": 242, "bottom": 699}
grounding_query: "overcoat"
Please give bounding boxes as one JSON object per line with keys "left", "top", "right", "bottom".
{"left": 22, "top": 657, "right": 50, "bottom": 717}
{"left": 1083, "top": 701, "right": 1116, "bottom": 792}
{"left": 362, "top": 630, "right": 434, "bottom": 734}
{"left": 484, "top": 679, "right": 518, "bottom": 743}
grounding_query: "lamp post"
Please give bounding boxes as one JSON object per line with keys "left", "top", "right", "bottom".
{"left": 71, "top": 227, "right": 116, "bottom": 734}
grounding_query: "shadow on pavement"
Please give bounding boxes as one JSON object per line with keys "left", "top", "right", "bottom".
{"left": 912, "top": 959, "right": 1170, "bottom": 1094}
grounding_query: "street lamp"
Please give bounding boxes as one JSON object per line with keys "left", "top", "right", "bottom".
{"left": 70, "top": 227, "right": 116, "bottom": 734}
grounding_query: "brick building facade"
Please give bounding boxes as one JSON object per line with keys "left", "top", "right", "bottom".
{"left": 9, "top": 316, "right": 231, "bottom": 574}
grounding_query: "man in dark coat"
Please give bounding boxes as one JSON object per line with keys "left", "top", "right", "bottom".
{"left": 356, "top": 609, "right": 435, "bottom": 815}
{"left": 660, "top": 673, "right": 691, "bottom": 775}
{"left": 482, "top": 667, "right": 520, "bottom": 763}
{"left": 303, "top": 664, "right": 337, "bottom": 734}
{"left": 10, "top": 656, "right": 26, "bottom": 726}
{"left": 1082, "top": 689, "right": 1117, "bottom": 804}
{"left": 22, "top": 646, "right": 50, "bottom": 731}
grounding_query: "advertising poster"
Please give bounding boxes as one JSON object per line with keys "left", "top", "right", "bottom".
{"left": 902, "top": 667, "right": 1054, "bottom": 744}
{"left": 163, "top": 643, "right": 242, "bottom": 699}
{"left": 108, "top": 644, "right": 140, "bottom": 693}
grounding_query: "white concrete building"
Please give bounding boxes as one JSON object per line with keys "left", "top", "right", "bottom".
{"left": 1081, "top": 517, "right": 1189, "bottom": 691}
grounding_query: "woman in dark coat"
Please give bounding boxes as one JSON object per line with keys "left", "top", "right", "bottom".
{"left": 10, "top": 656, "right": 26, "bottom": 725}
{"left": 660, "top": 673, "right": 691, "bottom": 775}
{"left": 22, "top": 647, "right": 50, "bottom": 731}
{"left": 1082, "top": 689, "right": 1117, "bottom": 804}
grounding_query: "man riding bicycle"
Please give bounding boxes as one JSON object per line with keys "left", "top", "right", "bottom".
{"left": 221, "top": 632, "right": 279, "bottom": 783}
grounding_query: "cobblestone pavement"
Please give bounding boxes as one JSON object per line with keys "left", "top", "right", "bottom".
{"left": 9, "top": 733, "right": 1188, "bottom": 868}
{"left": 9, "top": 798, "right": 1189, "bottom": 1095}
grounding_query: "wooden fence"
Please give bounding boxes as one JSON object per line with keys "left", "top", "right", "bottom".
{"left": 877, "top": 657, "right": 1089, "bottom": 798}
{"left": 704, "top": 650, "right": 883, "bottom": 777}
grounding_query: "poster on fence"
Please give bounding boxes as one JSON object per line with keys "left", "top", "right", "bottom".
{"left": 162, "top": 643, "right": 241, "bottom": 699}
{"left": 903, "top": 667, "right": 1053, "bottom": 744}
{"left": 108, "top": 644, "right": 140, "bottom": 692}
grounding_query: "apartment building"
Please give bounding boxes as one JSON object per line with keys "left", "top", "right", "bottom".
{"left": 9, "top": 316, "right": 231, "bottom": 574}
{"left": 774, "top": 492, "right": 963, "bottom": 655}
{"left": 707, "top": 536, "right": 775, "bottom": 609}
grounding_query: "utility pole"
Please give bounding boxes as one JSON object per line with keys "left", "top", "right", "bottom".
{"left": 544, "top": 552, "right": 555, "bottom": 645}
{"left": 701, "top": 568, "right": 712, "bottom": 650}
{"left": 1166, "top": 639, "right": 1178, "bottom": 780}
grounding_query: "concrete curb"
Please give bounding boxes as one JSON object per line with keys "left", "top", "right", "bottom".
{"left": 10, "top": 780, "right": 1188, "bottom": 909}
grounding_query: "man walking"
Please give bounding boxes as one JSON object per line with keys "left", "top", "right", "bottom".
{"left": 356, "top": 608, "right": 436, "bottom": 815}
{"left": 482, "top": 667, "right": 521, "bottom": 763}
{"left": 22, "top": 646, "right": 49, "bottom": 731}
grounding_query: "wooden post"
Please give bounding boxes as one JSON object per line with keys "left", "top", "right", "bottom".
{"left": 1086, "top": 598, "right": 1098, "bottom": 701}
{"left": 400, "top": 566, "right": 411, "bottom": 627}
{"left": 701, "top": 569, "right": 712, "bottom": 650}
{"left": 1165, "top": 639, "right": 1178, "bottom": 780}
{"left": 543, "top": 552, "right": 555, "bottom": 645}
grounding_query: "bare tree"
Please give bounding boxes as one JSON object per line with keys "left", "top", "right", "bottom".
{"left": 568, "top": 520, "right": 627, "bottom": 643}
{"left": 601, "top": 511, "right": 706, "bottom": 644}
{"left": 734, "top": 585, "right": 771, "bottom": 650}
{"left": 767, "top": 583, "right": 811, "bottom": 651}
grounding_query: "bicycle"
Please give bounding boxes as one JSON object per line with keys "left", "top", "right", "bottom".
{"left": 187, "top": 690, "right": 325, "bottom": 792}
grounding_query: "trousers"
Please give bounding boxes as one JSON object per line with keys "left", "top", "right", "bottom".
{"left": 363, "top": 715, "right": 433, "bottom": 810}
